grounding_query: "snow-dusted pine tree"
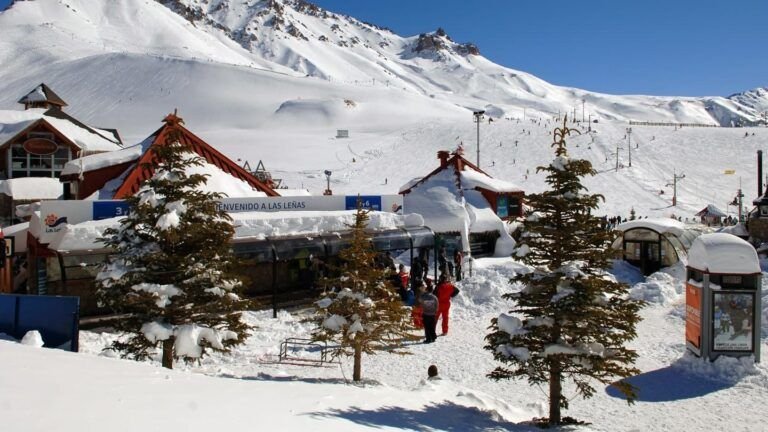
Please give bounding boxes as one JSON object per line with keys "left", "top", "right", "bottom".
{"left": 485, "top": 118, "right": 644, "bottom": 426}
{"left": 96, "top": 116, "right": 249, "bottom": 369}
{"left": 311, "top": 199, "right": 417, "bottom": 381}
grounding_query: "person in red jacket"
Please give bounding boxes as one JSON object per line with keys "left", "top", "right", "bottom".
{"left": 435, "top": 274, "right": 459, "bottom": 335}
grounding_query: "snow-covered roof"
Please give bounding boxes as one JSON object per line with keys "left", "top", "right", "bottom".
{"left": 61, "top": 139, "right": 146, "bottom": 176}
{"left": 695, "top": 204, "right": 726, "bottom": 218}
{"left": 0, "top": 177, "right": 63, "bottom": 200}
{"left": 460, "top": 169, "right": 522, "bottom": 193}
{"left": 0, "top": 109, "right": 121, "bottom": 152}
{"left": 617, "top": 218, "right": 686, "bottom": 237}
{"left": 687, "top": 233, "right": 760, "bottom": 274}
{"left": 48, "top": 210, "right": 410, "bottom": 252}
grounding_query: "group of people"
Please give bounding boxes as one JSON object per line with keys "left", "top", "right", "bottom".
{"left": 392, "top": 246, "right": 462, "bottom": 344}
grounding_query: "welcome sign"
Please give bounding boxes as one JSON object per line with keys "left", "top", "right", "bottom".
{"left": 38, "top": 195, "right": 403, "bottom": 244}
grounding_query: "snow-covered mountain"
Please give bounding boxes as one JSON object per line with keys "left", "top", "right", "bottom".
{"left": 0, "top": 0, "right": 766, "bottom": 218}
{"left": 1, "top": 0, "right": 765, "bottom": 128}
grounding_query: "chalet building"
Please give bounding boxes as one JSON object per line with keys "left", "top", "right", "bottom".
{"left": 59, "top": 111, "right": 279, "bottom": 200}
{"left": 399, "top": 150, "right": 523, "bottom": 257}
{"left": 0, "top": 84, "right": 122, "bottom": 223}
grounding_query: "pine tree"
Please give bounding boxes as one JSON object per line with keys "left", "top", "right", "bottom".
{"left": 96, "top": 118, "right": 250, "bottom": 369}
{"left": 311, "top": 199, "right": 417, "bottom": 381}
{"left": 485, "top": 118, "right": 644, "bottom": 426}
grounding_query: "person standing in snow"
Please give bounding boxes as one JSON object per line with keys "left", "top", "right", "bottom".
{"left": 420, "top": 285, "right": 439, "bottom": 343}
{"left": 435, "top": 274, "right": 459, "bottom": 336}
{"left": 453, "top": 249, "right": 463, "bottom": 281}
{"left": 410, "top": 257, "right": 423, "bottom": 290}
{"left": 412, "top": 283, "right": 424, "bottom": 328}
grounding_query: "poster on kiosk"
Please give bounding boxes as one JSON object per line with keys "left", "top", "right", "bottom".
{"left": 685, "top": 233, "right": 761, "bottom": 363}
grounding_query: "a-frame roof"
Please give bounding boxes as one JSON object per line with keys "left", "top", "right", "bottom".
{"left": 17, "top": 83, "right": 68, "bottom": 108}
{"left": 399, "top": 151, "right": 521, "bottom": 195}
{"left": 111, "top": 112, "right": 278, "bottom": 198}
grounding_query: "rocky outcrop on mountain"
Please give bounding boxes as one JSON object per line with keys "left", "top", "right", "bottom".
{"left": 412, "top": 29, "right": 480, "bottom": 57}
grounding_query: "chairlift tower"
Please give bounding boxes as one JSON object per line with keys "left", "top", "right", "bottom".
{"left": 666, "top": 169, "right": 686, "bottom": 206}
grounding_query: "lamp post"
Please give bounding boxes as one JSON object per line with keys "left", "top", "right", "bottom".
{"left": 582, "top": 98, "right": 586, "bottom": 123}
{"left": 627, "top": 127, "right": 633, "bottom": 167}
{"left": 323, "top": 170, "right": 332, "bottom": 195}
{"left": 473, "top": 110, "right": 485, "bottom": 167}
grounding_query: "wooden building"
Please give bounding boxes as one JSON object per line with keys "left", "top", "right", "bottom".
{"left": 0, "top": 84, "right": 123, "bottom": 223}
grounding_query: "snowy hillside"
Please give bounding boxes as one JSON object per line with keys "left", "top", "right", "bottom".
{"left": 0, "top": 0, "right": 766, "bottom": 218}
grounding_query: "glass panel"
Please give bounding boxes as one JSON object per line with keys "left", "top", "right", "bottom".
{"left": 508, "top": 196, "right": 521, "bottom": 217}
{"left": 232, "top": 241, "right": 274, "bottom": 263}
{"left": 712, "top": 292, "right": 754, "bottom": 352}
{"left": 372, "top": 229, "right": 411, "bottom": 251}
{"left": 406, "top": 227, "right": 435, "bottom": 248}
{"left": 624, "top": 241, "right": 641, "bottom": 260}
{"left": 497, "top": 195, "right": 508, "bottom": 218}
{"left": 272, "top": 236, "right": 326, "bottom": 261}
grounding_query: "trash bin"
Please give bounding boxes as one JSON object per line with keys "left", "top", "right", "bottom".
{"left": 686, "top": 233, "right": 762, "bottom": 362}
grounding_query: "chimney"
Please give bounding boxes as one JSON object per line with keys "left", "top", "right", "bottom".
{"left": 759, "top": 150, "right": 763, "bottom": 197}
{"left": 437, "top": 150, "right": 450, "bottom": 168}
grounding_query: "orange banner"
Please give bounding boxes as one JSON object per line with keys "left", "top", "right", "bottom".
{"left": 685, "top": 283, "right": 702, "bottom": 348}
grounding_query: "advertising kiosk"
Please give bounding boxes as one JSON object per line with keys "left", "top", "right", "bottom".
{"left": 686, "top": 233, "right": 762, "bottom": 362}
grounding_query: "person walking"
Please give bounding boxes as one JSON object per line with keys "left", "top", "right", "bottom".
{"left": 420, "top": 285, "right": 439, "bottom": 343}
{"left": 435, "top": 274, "right": 459, "bottom": 335}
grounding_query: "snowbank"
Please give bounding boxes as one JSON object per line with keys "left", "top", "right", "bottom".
{"left": 460, "top": 169, "right": 522, "bottom": 193}
{"left": 629, "top": 271, "right": 683, "bottom": 305}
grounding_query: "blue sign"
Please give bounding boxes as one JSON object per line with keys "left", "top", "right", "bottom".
{"left": 93, "top": 201, "right": 130, "bottom": 220}
{"left": 345, "top": 195, "right": 382, "bottom": 211}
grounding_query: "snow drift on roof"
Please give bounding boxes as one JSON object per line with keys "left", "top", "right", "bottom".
{"left": 61, "top": 140, "right": 146, "bottom": 176}
{"left": 0, "top": 178, "right": 62, "bottom": 200}
{"left": 48, "top": 210, "right": 409, "bottom": 252}
{"left": 687, "top": 233, "right": 760, "bottom": 274}
{"left": 617, "top": 218, "right": 686, "bottom": 237}
{"left": 460, "top": 169, "right": 521, "bottom": 193}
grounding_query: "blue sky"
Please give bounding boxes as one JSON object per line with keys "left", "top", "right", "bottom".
{"left": 1, "top": 0, "right": 764, "bottom": 97}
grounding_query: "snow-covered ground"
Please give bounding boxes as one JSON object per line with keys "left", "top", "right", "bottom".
{"left": 2, "top": 257, "right": 767, "bottom": 431}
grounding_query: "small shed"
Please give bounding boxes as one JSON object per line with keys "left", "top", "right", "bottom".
{"left": 695, "top": 204, "right": 726, "bottom": 226}
{"left": 613, "top": 218, "right": 706, "bottom": 275}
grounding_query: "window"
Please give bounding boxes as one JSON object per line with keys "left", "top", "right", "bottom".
{"left": 496, "top": 195, "right": 522, "bottom": 218}
{"left": 8, "top": 143, "right": 70, "bottom": 178}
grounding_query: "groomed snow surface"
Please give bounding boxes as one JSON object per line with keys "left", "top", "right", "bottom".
{"left": 2, "top": 257, "right": 767, "bottom": 432}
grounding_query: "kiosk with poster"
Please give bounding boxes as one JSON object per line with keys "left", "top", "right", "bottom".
{"left": 686, "top": 233, "right": 762, "bottom": 362}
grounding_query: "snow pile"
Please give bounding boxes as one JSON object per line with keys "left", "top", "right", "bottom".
{"left": 673, "top": 351, "right": 762, "bottom": 384}
{"left": 174, "top": 324, "right": 238, "bottom": 358}
{"left": 20, "top": 331, "right": 44, "bottom": 348}
{"left": 452, "top": 257, "right": 528, "bottom": 313}
{"left": 61, "top": 141, "right": 145, "bottom": 176}
{"left": 629, "top": 271, "right": 683, "bottom": 305}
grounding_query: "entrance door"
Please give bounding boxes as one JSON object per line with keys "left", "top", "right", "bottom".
{"left": 641, "top": 242, "right": 661, "bottom": 275}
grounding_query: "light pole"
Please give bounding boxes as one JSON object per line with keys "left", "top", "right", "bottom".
{"left": 614, "top": 143, "right": 623, "bottom": 172}
{"left": 666, "top": 169, "right": 686, "bottom": 206}
{"left": 323, "top": 170, "right": 332, "bottom": 195}
{"left": 627, "top": 127, "right": 633, "bottom": 167}
{"left": 588, "top": 113, "right": 592, "bottom": 132}
{"left": 473, "top": 110, "right": 485, "bottom": 167}
{"left": 582, "top": 98, "right": 585, "bottom": 123}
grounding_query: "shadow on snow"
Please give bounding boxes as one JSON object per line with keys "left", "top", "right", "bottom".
{"left": 605, "top": 365, "right": 732, "bottom": 402}
{"left": 304, "top": 401, "right": 541, "bottom": 431}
